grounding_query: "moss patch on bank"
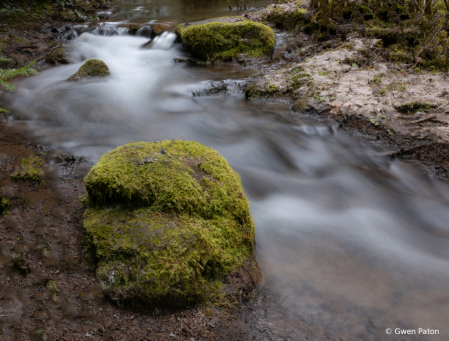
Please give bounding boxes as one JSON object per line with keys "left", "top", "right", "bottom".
{"left": 45, "top": 48, "right": 69, "bottom": 65}
{"left": 0, "top": 197, "right": 11, "bottom": 216}
{"left": 10, "top": 154, "right": 44, "bottom": 184}
{"left": 84, "top": 140, "right": 256, "bottom": 306}
{"left": 262, "top": 5, "right": 307, "bottom": 30}
{"left": 245, "top": 67, "right": 312, "bottom": 99}
{"left": 395, "top": 101, "right": 437, "bottom": 115}
{"left": 175, "top": 20, "right": 275, "bottom": 63}
{"left": 68, "top": 59, "right": 110, "bottom": 81}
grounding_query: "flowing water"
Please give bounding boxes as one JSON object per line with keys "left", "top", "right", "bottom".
{"left": 4, "top": 1, "right": 449, "bottom": 339}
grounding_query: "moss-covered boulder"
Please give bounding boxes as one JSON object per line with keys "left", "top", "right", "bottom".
{"left": 10, "top": 154, "right": 44, "bottom": 184}
{"left": 45, "top": 48, "right": 69, "bottom": 65}
{"left": 175, "top": 17, "right": 275, "bottom": 63}
{"left": 83, "top": 140, "right": 256, "bottom": 306}
{"left": 67, "top": 59, "right": 110, "bottom": 81}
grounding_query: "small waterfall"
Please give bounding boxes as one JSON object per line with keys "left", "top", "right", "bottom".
{"left": 90, "top": 23, "right": 129, "bottom": 36}
{"left": 150, "top": 31, "right": 177, "bottom": 50}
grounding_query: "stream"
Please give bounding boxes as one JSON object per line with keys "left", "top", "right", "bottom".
{"left": 3, "top": 0, "right": 449, "bottom": 339}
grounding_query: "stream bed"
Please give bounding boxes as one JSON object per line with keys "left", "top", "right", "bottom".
{"left": 2, "top": 1, "right": 449, "bottom": 339}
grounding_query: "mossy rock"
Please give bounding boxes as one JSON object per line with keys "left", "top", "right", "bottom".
{"left": 67, "top": 59, "right": 110, "bottom": 81}
{"left": 10, "top": 155, "right": 44, "bottom": 184}
{"left": 175, "top": 18, "right": 275, "bottom": 63}
{"left": 83, "top": 140, "right": 256, "bottom": 306}
{"left": 45, "top": 48, "right": 69, "bottom": 65}
{"left": 0, "top": 197, "right": 11, "bottom": 216}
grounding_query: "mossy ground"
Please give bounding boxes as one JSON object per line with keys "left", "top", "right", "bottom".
{"left": 84, "top": 140, "right": 255, "bottom": 306}
{"left": 68, "top": 59, "right": 110, "bottom": 81}
{"left": 0, "top": 0, "right": 101, "bottom": 28}
{"left": 10, "top": 154, "right": 44, "bottom": 184}
{"left": 175, "top": 20, "right": 275, "bottom": 63}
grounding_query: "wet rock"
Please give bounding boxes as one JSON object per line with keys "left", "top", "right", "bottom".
{"left": 193, "top": 80, "right": 249, "bottom": 97}
{"left": 137, "top": 25, "right": 153, "bottom": 38}
{"left": 94, "top": 23, "right": 119, "bottom": 36}
{"left": 152, "top": 24, "right": 166, "bottom": 35}
{"left": 83, "top": 140, "right": 256, "bottom": 306}
{"left": 175, "top": 17, "right": 275, "bottom": 63}
{"left": 45, "top": 48, "right": 69, "bottom": 65}
{"left": 55, "top": 154, "right": 87, "bottom": 164}
{"left": 67, "top": 59, "right": 110, "bottom": 81}
{"left": 10, "top": 154, "right": 45, "bottom": 184}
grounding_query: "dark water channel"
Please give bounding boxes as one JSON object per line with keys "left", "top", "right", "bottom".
{"left": 3, "top": 1, "right": 449, "bottom": 339}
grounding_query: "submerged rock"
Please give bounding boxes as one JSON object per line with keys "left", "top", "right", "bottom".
{"left": 67, "top": 59, "right": 110, "bottom": 81}
{"left": 45, "top": 48, "right": 69, "bottom": 65}
{"left": 10, "top": 154, "right": 44, "bottom": 184}
{"left": 175, "top": 17, "right": 275, "bottom": 63}
{"left": 83, "top": 140, "right": 256, "bottom": 306}
{"left": 137, "top": 25, "right": 153, "bottom": 38}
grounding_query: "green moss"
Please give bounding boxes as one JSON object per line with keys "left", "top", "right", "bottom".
{"left": 67, "top": 59, "right": 110, "bottom": 81}
{"left": 395, "top": 101, "right": 436, "bottom": 114}
{"left": 45, "top": 48, "right": 69, "bottom": 65}
{"left": 291, "top": 73, "right": 310, "bottom": 89}
{"left": 245, "top": 83, "right": 265, "bottom": 98}
{"left": 10, "top": 154, "right": 44, "bottom": 184}
{"left": 292, "top": 96, "right": 310, "bottom": 112}
{"left": 46, "top": 280, "right": 59, "bottom": 294}
{"left": 291, "top": 67, "right": 305, "bottom": 75}
{"left": 0, "top": 197, "right": 11, "bottom": 216}
{"left": 83, "top": 140, "right": 255, "bottom": 306}
{"left": 175, "top": 20, "right": 275, "bottom": 63}
{"left": 265, "top": 82, "right": 279, "bottom": 93}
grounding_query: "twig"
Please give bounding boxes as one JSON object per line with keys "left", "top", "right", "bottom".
{"left": 263, "top": 95, "right": 269, "bottom": 105}
{"left": 407, "top": 114, "right": 437, "bottom": 124}
{"left": 36, "top": 42, "right": 62, "bottom": 62}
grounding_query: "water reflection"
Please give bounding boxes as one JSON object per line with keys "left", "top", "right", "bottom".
{"left": 110, "top": 0, "right": 267, "bottom": 23}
